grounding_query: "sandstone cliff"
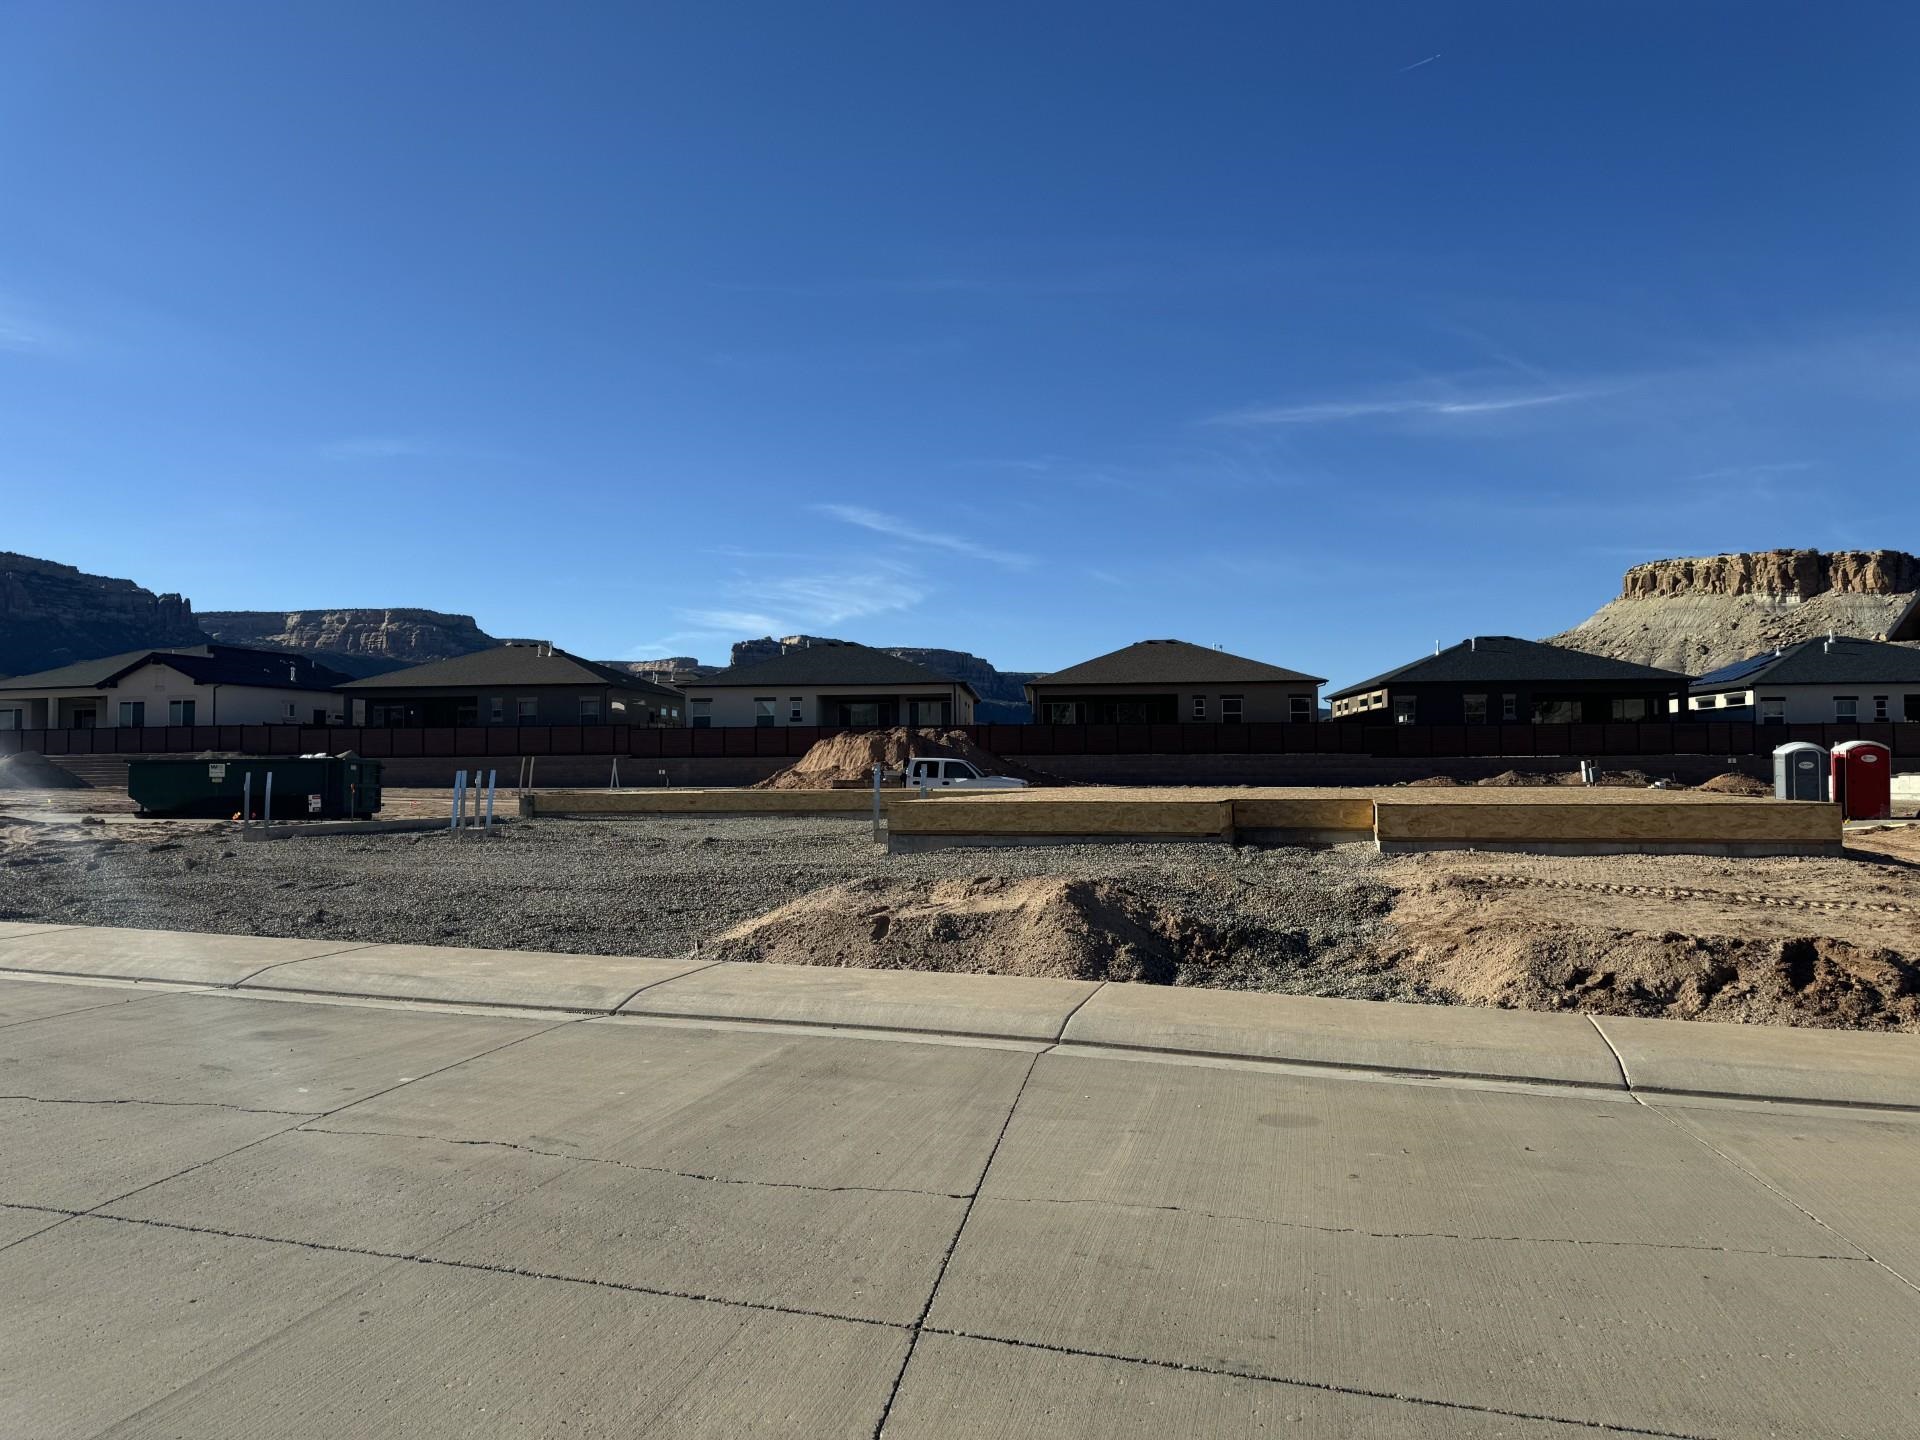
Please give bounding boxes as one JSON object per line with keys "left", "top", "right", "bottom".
{"left": 198, "top": 609, "right": 499, "bottom": 678}
{"left": 0, "top": 552, "right": 206, "bottom": 677}
{"left": 1551, "top": 550, "right": 1920, "bottom": 675}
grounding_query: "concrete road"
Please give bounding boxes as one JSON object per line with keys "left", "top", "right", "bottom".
{"left": 2, "top": 968, "right": 1918, "bottom": 1436}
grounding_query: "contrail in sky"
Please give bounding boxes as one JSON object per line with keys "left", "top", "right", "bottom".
{"left": 1399, "top": 53, "right": 1441, "bottom": 72}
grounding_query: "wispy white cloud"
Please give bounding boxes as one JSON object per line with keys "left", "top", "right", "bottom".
{"left": 630, "top": 562, "right": 932, "bottom": 659}
{"left": 815, "top": 503, "right": 1033, "bottom": 568}
{"left": 1208, "top": 388, "right": 1593, "bottom": 427}
{"left": 0, "top": 295, "right": 77, "bottom": 355}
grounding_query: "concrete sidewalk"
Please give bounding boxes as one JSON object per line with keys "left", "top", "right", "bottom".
{"left": 4, "top": 919, "right": 1918, "bottom": 1108}
{"left": 3, "top": 925, "right": 1919, "bottom": 1436}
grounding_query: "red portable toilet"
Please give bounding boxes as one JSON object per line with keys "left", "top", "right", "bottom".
{"left": 1830, "top": 740, "right": 1892, "bottom": 820}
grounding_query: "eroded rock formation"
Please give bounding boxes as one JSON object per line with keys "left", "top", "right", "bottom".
{"left": 0, "top": 552, "right": 205, "bottom": 677}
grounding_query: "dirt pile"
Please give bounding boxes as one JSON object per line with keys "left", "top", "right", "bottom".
{"left": 1473, "top": 768, "right": 1664, "bottom": 788}
{"left": 1695, "top": 771, "right": 1773, "bottom": 796}
{"left": 751, "top": 727, "right": 1057, "bottom": 789}
{"left": 0, "top": 753, "right": 87, "bottom": 790}
{"left": 709, "top": 874, "right": 1203, "bottom": 980}
{"left": 1379, "top": 848, "right": 1920, "bottom": 1029}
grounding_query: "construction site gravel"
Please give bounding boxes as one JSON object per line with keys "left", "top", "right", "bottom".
{"left": 3, "top": 805, "right": 1916, "bottom": 1029}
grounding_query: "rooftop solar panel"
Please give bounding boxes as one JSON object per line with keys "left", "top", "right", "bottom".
{"left": 1692, "top": 650, "right": 1780, "bottom": 686}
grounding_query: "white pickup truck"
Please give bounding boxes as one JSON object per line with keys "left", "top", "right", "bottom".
{"left": 902, "top": 756, "right": 1029, "bottom": 790}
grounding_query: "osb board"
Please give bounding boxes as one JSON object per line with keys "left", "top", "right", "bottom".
{"left": 1230, "top": 796, "right": 1376, "bottom": 830}
{"left": 888, "top": 797, "right": 1235, "bottom": 836}
{"left": 1373, "top": 799, "right": 1841, "bottom": 843}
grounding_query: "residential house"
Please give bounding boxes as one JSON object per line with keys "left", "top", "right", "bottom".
{"left": 1684, "top": 636, "right": 1920, "bottom": 724}
{"left": 343, "top": 642, "right": 684, "bottom": 726}
{"left": 0, "top": 645, "right": 354, "bottom": 730}
{"left": 677, "top": 642, "right": 976, "bottom": 727}
{"left": 1327, "top": 637, "right": 1687, "bottom": 724}
{"left": 1024, "top": 639, "right": 1324, "bottom": 724}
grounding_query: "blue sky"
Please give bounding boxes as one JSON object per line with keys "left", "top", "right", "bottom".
{"left": 3, "top": 2, "right": 1915, "bottom": 689}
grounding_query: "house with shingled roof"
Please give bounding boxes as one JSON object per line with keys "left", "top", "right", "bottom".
{"left": 1684, "top": 635, "right": 1920, "bottom": 724}
{"left": 342, "top": 642, "right": 685, "bottom": 726}
{"left": 0, "top": 644, "right": 356, "bottom": 730}
{"left": 1024, "top": 639, "right": 1324, "bottom": 725}
{"left": 675, "top": 641, "right": 978, "bottom": 728}
{"left": 1326, "top": 636, "right": 1687, "bottom": 725}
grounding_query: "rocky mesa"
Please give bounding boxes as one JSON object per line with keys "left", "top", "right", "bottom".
{"left": 198, "top": 609, "right": 500, "bottom": 677}
{"left": 1551, "top": 549, "right": 1920, "bottom": 674}
{"left": 0, "top": 552, "right": 205, "bottom": 677}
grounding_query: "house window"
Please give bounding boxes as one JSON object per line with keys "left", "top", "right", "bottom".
{"left": 789, "top": 697, "right": 803, "bottom": 723}
{"left": 284, "top": 703, "right": 298, "bottom": 720}
{"left": 0, "top": 708, "right": 20, "bottom": 730}
{"left": 1192, "top": 695, "right": 1207, "bottom": 720}
{"left": 1532, "top": 699, "right": 1580, "bottom": 724}
{"left": 490, "top": 698, "right": 505, "bottom": 724}
{"left": 1392, "top": 695, "right": 1416, "bottom": 725}
{"left": 1221, "top": 695, "right": 1244, "bottom": 724}
{"left": 1611, "top": 697, "right": 1650, "bottom": 721}
{"left": 169, "top": 700, "right": 195, "bottom": 726}
{"left": 1290, "top": 695, "right": 1312, "bottom": 723}
{"left": 517, "top": 697, "right": 538, "bottom": 721}
{"left": 579, "top": 696, "right": 602, "bottom": 722}
{"left": 690, "top": 698, "right": 712, "bottom": 729}
{"left": 754, "top": 697, "right": 776, "bottom": 728}
{"left": 1834, "top": 696, "right": 1858, "bottom": 723}
{"left": 455, "top": 700, "right": 479, "bottom": 725}
{"left": 1462, "top": 694, "right": 1487, "bottom": 724}
{"left": 119, "top": 701, "right": 145, "bottom": 727}
{"left": 1873, "top": 696, "right": 1889, "bottom": 722}
{"left": 1906, "top": 695, "right": 1920, "bottom": 722}
{"left": 1501, "top": 694, "right": 1518, "bottom": 722}
{"left": 1042, "top": 702, "right": 1079, "bottom": 724}
{"left": 1760, "top": 697, "right": 1786, "bottom": 724}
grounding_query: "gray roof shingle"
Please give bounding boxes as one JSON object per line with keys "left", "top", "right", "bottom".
{"left": 1328, "top": 637, "right": 1689, "bottom": 700}
{"left": 342, "top": 645, "right": 681, "bottom": 696}
{"left": 0, "top": 645, "right": 353, "bottom": 693}
{"left": 688, "top": 642, "right": 978, "bottom": 696}
{"left": 1692, "top": 636, "right": 1920, "bottom": 690}
{"left": 1032, "top": 639, "right": 1324, "bottom": 688}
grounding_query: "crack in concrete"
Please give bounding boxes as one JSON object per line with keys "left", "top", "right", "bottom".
{"left": 60, "top": 1207, "right": 903, "bottom": 1333}
{"left": 0, "top": 1093, "right": 316, "bottom": 1117}
{"left": 228, "top": 942, "right": 381, "bottom": 989}
{"left": 1050, "top": 979, "right": 1106, "bottom": 1043}
{"left": 975, "top": 1191, "right": 1870, "bottom": 1262}
{"left": 295, "top": 1123, "right": 972, "bottom": 1201}
{"left": 1646, "top": 1103, "right": 1920, "bottom": 1298}
{"left": 608, "top": 958, "right": 726, "bottom": 1014}
{"left": 918, "top": 1326, "right": 1720, "bottom": 1440}
{"left": 869, "top": 1048, "right": 1044, "bottom": 1440}
{"left": 1588, "top": 1014, "right": 1634, "bottom": 1091}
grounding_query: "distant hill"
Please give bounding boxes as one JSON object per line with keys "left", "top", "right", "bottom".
{"left": 0, "top": 552, "right": 206, "bottom": 677}
{"left": 198, "top": 609, "right": 502, "bottom": 678}
{"left": 1549, "top": 550, "right": 1920, "bottom": 675}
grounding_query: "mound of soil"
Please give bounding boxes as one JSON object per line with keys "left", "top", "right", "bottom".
{"left": 1475, "top": 767, "right": 1665, "bottom": 789}
{"left": 1695, "top": 771, "right": 1773, "bottom": 796}
{"left": 1398, "top": 775, "right": 1465, "bottom": 787}
{"left": 708, "top": 874, "right": 1209, "bottom": 981}
{"left": 751, "top": 727, "right": 1057, "bottom": 790}
{"left": 1402, "top": 927, "right": 1918, "bottom": 1029}
{"left": 1380, "top": 850, "right": 1920, "bottom": 1029}
{"left": 0, "top": 753, "right": 87, "bottom": 790}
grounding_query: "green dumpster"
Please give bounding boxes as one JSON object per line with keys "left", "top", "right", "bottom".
{"left": 127, "top": 755, "right": 383, "bottom": 820}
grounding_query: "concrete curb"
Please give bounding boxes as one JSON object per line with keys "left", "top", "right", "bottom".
{"left": 1, "top": 923, "right": 1916, "bottom": 1109}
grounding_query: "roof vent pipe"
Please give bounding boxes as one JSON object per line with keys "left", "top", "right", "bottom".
{"left": 1470, "top": 637, "right": 1476, "bottom": 651}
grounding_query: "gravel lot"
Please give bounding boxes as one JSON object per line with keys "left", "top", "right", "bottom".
{"left": 0, "top": 813, "right": 1409, "bottom": 997}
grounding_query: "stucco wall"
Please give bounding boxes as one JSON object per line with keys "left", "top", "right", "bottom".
{"left": 1686, "top": 683, "right": 1920, "bottom": 725}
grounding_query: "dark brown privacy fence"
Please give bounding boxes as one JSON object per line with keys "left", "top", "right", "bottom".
{"left": 2, "top": 721, "right": 1914, "bottom": 760}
